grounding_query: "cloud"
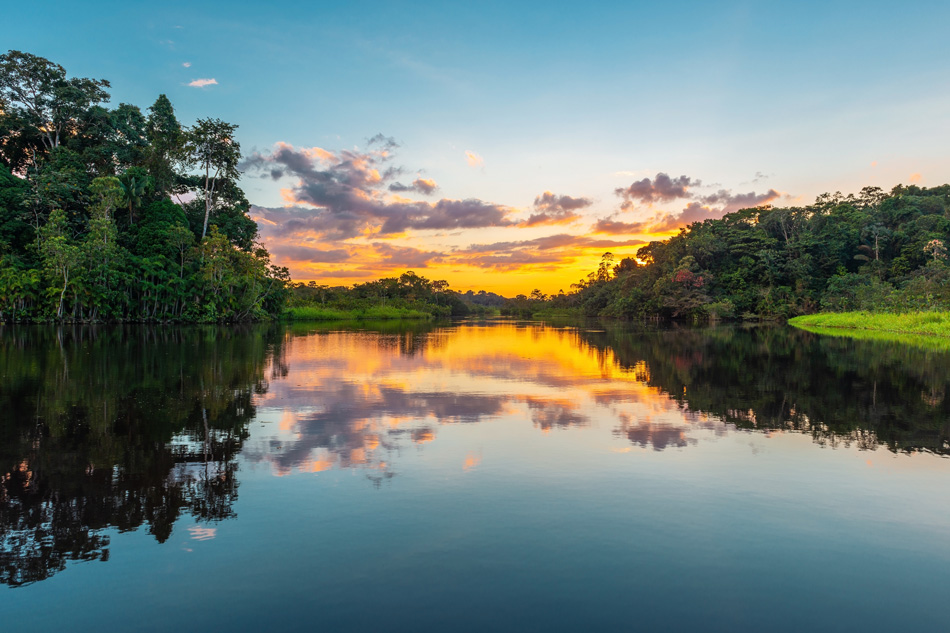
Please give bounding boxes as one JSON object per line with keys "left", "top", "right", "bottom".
{"left": 591, "top": 218, "right": 651, "bottom": 235}
{"left": 188, "top": 78, "right": 218, "bottom": 88}
{"left": 182, "top": 62, "right": 192, "bottom": 68}
{"left": 615, "top": 173, "right": 698, "bottom": 208}
{"left": 520, "top": 191, "right": 592, "bottom": 227}
{"left": 698, "top": 188, "right": 781, "bottom": 215}
{"left": 465, "top": 150, "right": 483, "bottom": 167}
{"left": 458, "top": 234, "right": 645, "bottom": 270}
{"left": 650, "top": 188, "right": 781, "bottom": 232}
{"left": 389, "top": 177, "right": 438, "bottom": 195}
{"left": 371, "top": 243, "right": 444, "bottom": 268}
{"left": 242, "top": 141, "right": 513, "bottom": 241}
{"left": 651, "top": 202, "right": 716, "bottom": 232}
{"left": 909, "top": 173, "right": 922, "bottom": 183}
{"left": 268, "top": 243, "right": 351, "bottom": 263}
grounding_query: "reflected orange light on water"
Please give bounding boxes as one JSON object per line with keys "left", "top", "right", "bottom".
{"left": 252, "top": 324, "right": 730, "bottom": 477}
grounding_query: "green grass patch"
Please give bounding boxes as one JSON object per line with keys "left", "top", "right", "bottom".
{"left": 789, "top": 311, "right": 950, "bottom": 350}
{"left": 285, "top": 305, "right": 432, "bottom": 321}
{"left": 532, "top": 308, "right": 584, "bottom": 319}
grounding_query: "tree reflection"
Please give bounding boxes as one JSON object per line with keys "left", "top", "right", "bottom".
{"left": 0, "top": 325, "right": 284, "bottom": 587}
{"left": 579, "top": 323, "right": 950, "bottom": 455}
{"left": 6, "top": 320, "right": 948, "bottom": 586}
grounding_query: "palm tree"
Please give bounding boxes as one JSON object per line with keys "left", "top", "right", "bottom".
{"left": 118, "top": 169, "right": 149, "bottom": 225}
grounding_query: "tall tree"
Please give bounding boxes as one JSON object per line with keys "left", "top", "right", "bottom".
{"left": 0, "top": 50, "right": 110, "bottom": 152}
{"left": 145, "top": 94, "right": 183, "bottom": 196}
{"left": 183, "top": 118, "right": 241, "bottom": 239}
{"left": 37, "top": 207, "right": 79, "bottom": 318}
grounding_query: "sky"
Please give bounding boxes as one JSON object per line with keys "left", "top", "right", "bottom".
{"left": 4, "top": 0, "right": 950, "bottom": 294}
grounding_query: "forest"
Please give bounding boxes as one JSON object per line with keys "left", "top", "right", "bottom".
{"left": 3, "top": 49, "right": 949, "bottom": 324}
{"left": 286, "top": 272, "right": 507, "bottom": 319}
{"left": 517, "top": 184, "right": 950, "bottom": 320}
{"left": 0, "top": 50, "right": 289, "bottom": 322}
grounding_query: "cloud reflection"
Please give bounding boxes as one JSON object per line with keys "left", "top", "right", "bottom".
{"left": 248, "top": 324, "right": 729, "bottom": 480}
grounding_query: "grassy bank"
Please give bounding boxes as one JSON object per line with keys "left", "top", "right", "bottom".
{"left": 789, "top": 311, "right": 950, "bottom": 337}
{"left": 285, "top": 306, "right": 433, "bottom": 321}
{"left": 531, "top": 307, "right": 585, "bottom": 319}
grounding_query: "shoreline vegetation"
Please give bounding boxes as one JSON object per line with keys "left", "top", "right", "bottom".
{"left": 790, "top": 312, "right": 950, "bottom": 339}
{"left": 285, "top": 305, "right": 433, "bottom": 321}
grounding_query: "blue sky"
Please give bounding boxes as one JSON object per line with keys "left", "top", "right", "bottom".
{"left": 5, "top": 0, "right": 950, "bottom": 291}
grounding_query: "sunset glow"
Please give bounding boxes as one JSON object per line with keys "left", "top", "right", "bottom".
{"left": 7, "top": 1, "right": 946, "bottom": 294}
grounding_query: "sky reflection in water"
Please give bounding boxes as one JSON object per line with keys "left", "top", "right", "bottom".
{"left": 3, "top": 322, "right": 950, "bottom": 632}
{"left": 247, "top": 323, "right": 731, "bottom": 479}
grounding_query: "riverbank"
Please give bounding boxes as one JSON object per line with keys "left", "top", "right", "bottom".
{"left": 284, "top": 305, "right": 433, "bottom": 321}
{"left": 789, "top": 311, "right": 950, "bottom": 338}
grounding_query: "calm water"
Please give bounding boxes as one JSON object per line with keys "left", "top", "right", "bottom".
{"left": 2, "top": 321, "right": 949, "bottom": 632}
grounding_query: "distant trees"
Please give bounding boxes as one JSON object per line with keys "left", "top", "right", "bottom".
{"left": 547, "top": 184, "right": 950, "bottom": 320}
{"left": 287, "top": 271, "right": 481, "bottom": 317}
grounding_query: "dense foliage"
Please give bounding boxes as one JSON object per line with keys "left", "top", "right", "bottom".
{"left": 287, "top": 271, "right": 499, "bottom": 319}
{"left": 535, "top": 185, "right": 950, "bottom": 320}
{"left": 0, "top": 51, "right": 288, "bottom": 322}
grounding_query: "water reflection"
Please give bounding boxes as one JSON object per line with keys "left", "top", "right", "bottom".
{"left": 0, "top": 325, "right": 284, "bottom": 586}
{"left": 250, "top": 323, "right": 947, "bottom": 488}
{"left": 3, "top": 320, "right": 949, "bottom": 587}
{"left": 579, "top": 324, "right": 950, "bottom": 455}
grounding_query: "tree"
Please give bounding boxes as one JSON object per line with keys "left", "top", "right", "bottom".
{"left": 83, "top": 177, "right": 124, "bottom": 318}
{"left": 0, "top": 50, "right": 110, "bottom": 152}
{"left": 145, "top": 94, "right": 183, "bottom": 196}
{"left": 924, "top": 239, "right": 947, "bottom": 262}
{"left": 37, "top": 207, "right": 79, "bottom": 318}
{"left": 118, "top": 166, "right": 149, "bottom": 224}
{"left": 183, "top": 118, "right": 241, "bottom": 239}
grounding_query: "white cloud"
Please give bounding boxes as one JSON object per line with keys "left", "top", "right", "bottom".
{"left": 183, "top": 62, "right": 192, "bottom": 68}
{"left": 188, "top": 78, "right": 218, "bottom": 88}
{"left": 465, "top": 150, "right": 483, "bottom": 167}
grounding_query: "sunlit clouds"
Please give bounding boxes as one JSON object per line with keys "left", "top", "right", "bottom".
{"left": 465, "top": 150, "right": 483, "bottom": 167}
{"left": 520, "top": 192, "right": 592, "bottom": 227}
{"left": 187, "top": 78, "right": 217, "bottom": 87}
{"left": 243, "top": 141, "right": 785, "bottom": 293}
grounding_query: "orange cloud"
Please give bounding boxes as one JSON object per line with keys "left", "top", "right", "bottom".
{"left": 463, "top": 452, "right": 481, "bottom": 471}
{"left": 465, "top": 150, "right": 483, "bottom": 167}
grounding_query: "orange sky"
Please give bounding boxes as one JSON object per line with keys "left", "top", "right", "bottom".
{"left": 246, "top": 142, "right": 787, "bottom": 295}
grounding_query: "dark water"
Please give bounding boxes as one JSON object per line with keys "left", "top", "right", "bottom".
{"left": 2, "top": 321, "right": 949, "bottom": 632}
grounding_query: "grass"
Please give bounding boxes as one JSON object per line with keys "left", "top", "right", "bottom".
{"left": 789, "top": 311, "right": 950, "bottom": 337}
{"left": 789, "top": 311, "right": 950, "bottom": 351}
{"left": 285, "top": 305, "right": 432, "bottom": 321}
{"left": 531, "top": 307, "right": 584, "bottom": 319}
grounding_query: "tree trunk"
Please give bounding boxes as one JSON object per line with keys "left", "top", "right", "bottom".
{"left": 57, "top": 269, "right": 68, "bottom": 319}
{"left": 202, "top": 164, "right": 211, "bottom": 239}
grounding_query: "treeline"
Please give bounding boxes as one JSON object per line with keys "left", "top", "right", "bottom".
{"left": 0, "top": 50, "right": 289, "bottom": 322}
{"left": 527, "top": 185, "right": 950, "bottom": 319}
{"left": 288, "top": 271, "right": 500, "bottom": 319}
